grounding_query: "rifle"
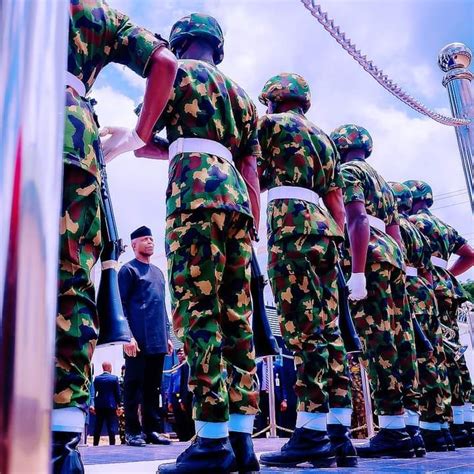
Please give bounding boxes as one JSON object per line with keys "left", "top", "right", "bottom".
{"left": 90, "top": 99, "right": 131, "bottom": 346}
{"left": 412, "top": 315, "right": 434, "bottom": 357}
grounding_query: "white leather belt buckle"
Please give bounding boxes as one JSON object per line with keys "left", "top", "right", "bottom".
{"left": 367, "top": 215, "right": 386, "bottom": 232}
{"left": 405, "top": 266, "right": 418, "bottom": 277}
{"left": 169, "top": 137, "right": 233, "bottom": 164}
{"left": 431, "top": 256, "right": 448, "bottom": 269}
{"left": 267, "top": 186, "right": 320, "bottom": 206}
{"left": 65, "top": 71, "right": 86, "bottom": 97}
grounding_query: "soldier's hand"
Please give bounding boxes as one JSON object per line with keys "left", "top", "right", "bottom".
{"left": 89, "top": 406, "right": 96, "bottom": 415}
{"left": 347, "top": 273, "right": 367, "bottom": 301}
{"left": 280, "top": 400, "right": 288, "bottom": 412}
{"left": 167, "top": 339, "right": 174, "bottom": 355}
{"left": 124, "top": 337, "right": 140, "bottom": 357}
{"left": 167, "top": 402, "right": 173, "bottom": 413}
{"left": 100, "top": 126, "right": 146, "bottom": 163}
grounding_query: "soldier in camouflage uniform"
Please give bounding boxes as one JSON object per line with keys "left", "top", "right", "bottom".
{"left": 135, "top": 14, "right": 261, "bottom": 474}
{"left": 404, "top": 179, "right": 474, "bottom": 447}
{"left": 53, "top": 2, "right": 176, "bottom": 472}
{"left": 390, "top": 182, "right": 452, "bottom": 451}
{"left": 255, "top": 73, "right": 356, "bottom": 469}
{"left": 330, "top": 125, "right": 421, "bottom": 458}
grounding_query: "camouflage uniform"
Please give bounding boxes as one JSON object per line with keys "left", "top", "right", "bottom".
{"left": 155, "top": 15, "right": 260, "bottom": 422}
{"left": 405, "top": 180, "right": 471, "bottom": 409}
{"left": 331, "top": 125, "right": 419, "bottom": 416}
{"left": 56, "top": 0, "right": 167, "bottom": 411}
{"left": 390, "top": 182, "right": 450, "bottom": 424}
{"left": 257, "top": 74, "right": 351, "bottom": 414}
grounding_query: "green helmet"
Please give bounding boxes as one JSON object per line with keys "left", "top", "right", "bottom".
{"left": 403, "top": 180, "right": 434, "bottom": 208}
{"left": 169, "top": 13, "right": 224, "bottom": 65}
{"left": 330, "top": 124, "right": 373, "bottom": 158}
{"left": 389, "top": 182, "right": 413, "bottom": 213}
{"left": 259, "top": 73, "right": 311, "bottom": 113}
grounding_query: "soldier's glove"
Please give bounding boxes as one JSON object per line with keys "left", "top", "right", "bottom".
{"left": 347, "top": 273, "right": 367, "bottom": 301}
{"left": 100, "top": 126, "right": 146, "bottom": 163}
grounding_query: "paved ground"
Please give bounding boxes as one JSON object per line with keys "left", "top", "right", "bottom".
{"left": 81, "top": 438, "right": 474, "bottom": 473}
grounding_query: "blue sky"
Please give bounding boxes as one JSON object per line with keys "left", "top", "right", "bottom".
{"left": 92, "top": 0, "right": 473, "bottom": 284}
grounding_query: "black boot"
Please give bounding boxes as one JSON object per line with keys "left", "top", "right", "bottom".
{"left": 259, "top": 427, "right": 336, "bottom": 468}
{"left": 450, "top": 424, "right": 472, "bottom": 448}
{"left": 146, "top": 431, "right": 171, "bottom": 445}
{"left": 406, "top": 425, "right": 426, "bottom": 457}
{"left": 229, "top": 432, "right": 259, "bottom": 473}
{"left": 465, "top": 421, "right": 474, "bottom": 444}
{"left": 158, "top": 436, "right": 238, "bottom": 474}
{"left": 441, "top": 428, "right": 456, "bottom": 451}
{"left": 420, "top": 429, "right": 448, "bottom": 452}
{"left": 327, "top": 424, "right": 358, "bottom": 467}
{"left": 356, "top": 429, "right": 415, "bottom": 458}
{"left": 52, "top": 432, "right": 84, "bottom": 474}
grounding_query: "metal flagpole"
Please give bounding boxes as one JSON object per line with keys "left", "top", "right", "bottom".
{"left": 360, "top": 363, "right": 375, "bottom": 438}
{"left": 266, "top": 356, "right": 278, "bottom": 438}
{"left": 438, "top": 43, "right": 474, "bottom": 211}
{"left": 0, "top": 1, "right": 68, "bottom": 473}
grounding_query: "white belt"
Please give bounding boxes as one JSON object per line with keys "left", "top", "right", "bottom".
{"left": 367, "top": 215, "right": 386, "bottom": 232}
{"left": 431, "top": 256, "right": 448, "bottom": 269}
{"left": 405, "top": 266, "right": 418, "bottom": 277}
{"left": 169, "top": 137, "right": 233, "bottom": 164}
{"left": 267, "top": 186, "right": 320, "bottom": 205}
{"left": 66, "top": 71, "right": 86, "bottom": 97}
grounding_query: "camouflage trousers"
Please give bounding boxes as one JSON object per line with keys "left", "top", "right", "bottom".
{"left": 407, "top": 276, "right": 451, "bottom": 423}
{"left": 268, "top": 235, "right": 351, "bottom": 413}
{"left": 166, "top": 209, "right": 259, "bottom": 422}
{"left": 350, "top": 263, "right": 419, "bottom": 416}
{"left": 54, "top": 165, "right": 102, "bottom": 411}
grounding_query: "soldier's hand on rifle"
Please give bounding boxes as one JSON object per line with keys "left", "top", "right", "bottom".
{"left": 89, "top": 406, "right": 96, "bottom": 415}
{"left": 124, "top": 337, "right": 140, "bottom": 357}
{"left": 100, "top": 126, "right": 146, "bottom": 163}
{"left": 347, "top": 273, "right": 367, "bottom": 301}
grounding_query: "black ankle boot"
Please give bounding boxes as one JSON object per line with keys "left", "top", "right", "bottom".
{"left": 259, "top": 427, "right": 336, "bottom": 468}
{"left": 441, "top": 427, "right": 456, "bottom": 451}
{"left": 229, "top": 432, "right": 259, "bottom": 473}
{"left": 420, "top": 428, "right": 448, "bottom": 452}
{"left": 356, "top": 429, "right": 415, "bottom": 458}
{"left": 327, "top": 424, "right": 358, "bottom": 467}
{"left": 406, "top": 426, "right": 426, "bottom": 457}
{"left": 158, "top": 436, "right": 238, "bottom": 474}
{"left": 465, "top": 421, "right": 474, "bottom": 444}
{"left": 450, "top": 424, "right": 472, "bottom": 448}
{"left": 52, "top": 432, "right": 84, "bottom": 474}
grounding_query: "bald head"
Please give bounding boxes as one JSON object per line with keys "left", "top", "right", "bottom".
{"left": 102, "top": 361, "right": 112, "bottom": 372}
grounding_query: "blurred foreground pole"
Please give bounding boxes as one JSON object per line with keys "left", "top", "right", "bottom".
{"left": 0, "top": 1, "right": 68, "bottom": 473}
{"left": 438, "top": 43, "right": 474, "bottom": 211}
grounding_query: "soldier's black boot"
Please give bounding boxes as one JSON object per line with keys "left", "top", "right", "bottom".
{"left": 406, "top": 425, "right": 426, "bottom": 457}
{"left": 450, "top": 424, "right": 472, "bottom": 448}
{"left": 327, "top": 424, "right": 358, "bottom": 467}
{"left": 229, "top": 432, "right": 260, "bottom": 473}
{"left": 52, "top": 432, "right": 85, "bottom": 474}
{"left": 441, "top": 427, "right": 456, "bottom": 451}
{"left": 157, "top": 436, "right": 238, "bottom": 474}
{"left": 420, "top": 429, "right": 448, "bottom": 452}
{"left": 259, "top": 427, "right": 336, "bottom": 468}
{"left": 356, "top": 429, "right": 415, "bottom": 458}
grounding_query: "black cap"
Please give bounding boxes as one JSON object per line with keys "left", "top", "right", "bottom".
{"left": 130, "top": 226, "right": 152, "bottom": 240}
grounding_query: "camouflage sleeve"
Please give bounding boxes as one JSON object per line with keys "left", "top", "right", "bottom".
{"left": 328, "top": 137, "right": 344, "bottom": 191}
{"left": 386, "top": 188, "right": 400, "bottom": 226}
{"left": 447, "top": 223, "right": 468, "bottom": 254}
{"left": 110, "top": 9, "right": 168, "bottom": 77}
{"left": 256, "top": 115, "right": 272, "bottom": 189}
{"left": 239, "top": 100, "right": 262, "bottom": 160}
{"left": 340, "top": 163, "right": 365, "bottom": 204}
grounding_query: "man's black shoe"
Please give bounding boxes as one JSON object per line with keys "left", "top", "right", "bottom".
{"left": 327, "top": 424, "right": 358, "bottom": 467}
{"left": 125, "top": 433, "right": 146, "bottom": 447}
{"left": 356, "top": 428, "right": 415, "bottom": 458}
{"left": 158, "top": 436, "right": 238, "bottom": 474}
{"left": 259, "top": 427, "right": 336, "bottom": 468}
{"left": 52, "top": 431, "right": 84, "bottom": 474}
{"left": 229, "top": 432, "right": 259, "bottom": 473}
{"left": 450, "top": 424, "right": 472, "bottom": 448}
{"left": 420, "top": 428, "right": 448, "bottom": 452}
{"left": 406, "top": 425, "right": 427, "bottom": 457}
{"left": 146, "top": 431, "right": 171, "bottom": 445}
{"left": 441, "top": 428, "right": 456, "bottom": 451}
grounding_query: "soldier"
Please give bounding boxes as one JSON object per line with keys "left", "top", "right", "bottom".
{"left": 255, "top": 73, "right": 356, "bottom": 469}
{"left": 134, "top": 14, "right": 261, "bottom": 474}
{"left": 404, "top": 179, "right": 474, "bottom": 447}
{"left": 330, "top": 125, "right": 421, "bottom": 458}
{"left": 53, "top": 2, "right": 177, "bottom": 472}
{"left": 390, "top": 182, "right": 452, "bottom": 451}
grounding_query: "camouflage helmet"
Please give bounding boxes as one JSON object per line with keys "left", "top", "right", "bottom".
{"left": 330, "top": 124, "right": 373, "bottom": 158}
{"left": 403, "top": 180, "right": 434, "bottom": 208}
{"left": 389, "top": 182, "right": 413, "bottom": 213}
{"left": 169, "top": 13, "right": 224, "bottom": 65}
{"left": 259, "top": 73, "right": 311, "bottom": 113}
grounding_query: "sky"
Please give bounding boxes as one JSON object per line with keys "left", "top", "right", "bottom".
{"left": 91, "top": 0, "right": 473, "bottom": 288}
